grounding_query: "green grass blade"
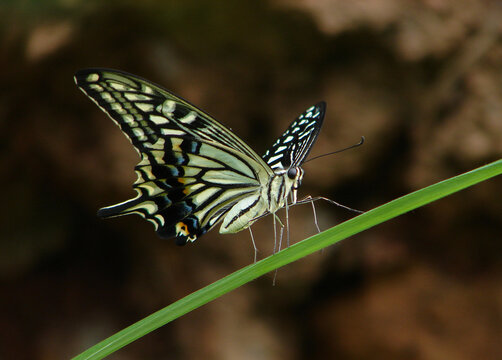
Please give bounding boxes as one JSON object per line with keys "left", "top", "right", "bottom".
{"left": 73, "top": 159, "right": 502, "bottom": 360}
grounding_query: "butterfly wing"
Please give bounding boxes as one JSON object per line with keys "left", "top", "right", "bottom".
{"left": 75, "top": 68, "right": 272, "bottom": 244}
{"left": 263, "top": 102, "right": 325, "bottom": 170}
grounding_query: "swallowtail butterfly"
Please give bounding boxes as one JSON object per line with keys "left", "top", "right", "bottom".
{"left": 75, "top": 69, "right": 325, "bottom": 246}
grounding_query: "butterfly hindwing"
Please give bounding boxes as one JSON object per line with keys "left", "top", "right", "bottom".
{"left": 98, "top": 137, "right": 261, "bottom": 244}
{"left": 262, "top": 102, "right": 325, "bottom": 169}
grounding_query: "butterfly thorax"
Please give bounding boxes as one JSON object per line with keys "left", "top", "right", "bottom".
{"left": 267, "top": 167, "right": 304, "bottom": 210}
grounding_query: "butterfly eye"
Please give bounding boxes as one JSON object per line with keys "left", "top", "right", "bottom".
{"left": 287, "top": 167, "right": 297, "bottom": 179}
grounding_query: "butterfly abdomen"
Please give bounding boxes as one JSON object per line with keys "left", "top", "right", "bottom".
{"left": 220, "top": 194, "right": 265, "bottom": 233}
{"left": 218, "top": 171, "right": 299, "bottom": 234}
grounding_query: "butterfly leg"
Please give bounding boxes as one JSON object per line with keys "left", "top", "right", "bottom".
{"left": 271, "top": 213, "right": 285, "bottom": 254}
{"left": 274, "top": 214, "right": 285, "bottom": 228}
{"left": 296, "top": 196, "right": 364, "bottom": 214}
{"left": 291, "top": 195, "right": 322, "bottom": 234}
{"left": 293, "top": 196, "right": 363, "bottom": 235}
{"left": 248, "top": 227, "right": 258, "bottom": 263}
{"left": 276, "top": 216, "right": 285, "bottom": 252}
{"left": 309, "top": 196, "right": 322, "bottom": 233}
{"left": 272, "top": 216, "right": 285, "bottom": 286}
{"left": 285, "top": 198, "right": 291, "bottom": 247}
{"left": 272, "top": 213, "right": 277, "bottom": 254}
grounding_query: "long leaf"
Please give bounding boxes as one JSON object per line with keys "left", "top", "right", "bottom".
{"left": 73, "top": 159, "right": 502, "bottom": 360}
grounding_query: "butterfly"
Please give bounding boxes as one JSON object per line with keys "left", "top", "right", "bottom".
{"left": 75, "top": 69, "right": 325, "bottom": 246}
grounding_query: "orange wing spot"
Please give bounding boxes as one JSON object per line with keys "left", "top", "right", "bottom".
{"left": 171, "top": 138, "right": 183, "bottom": 151}
{"left": 176, "top": 222, "right": 189, "bottom": 236}
{"left": 178, "top": 178, "right": 190, "bottom": 194}
{"left": 182, "top": 183, "right": 191, "bottom": 195}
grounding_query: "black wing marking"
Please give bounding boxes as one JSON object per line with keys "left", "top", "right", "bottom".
{"left": 74, "top": 68, "right": 271, "bottom": 167}
{"left": 262, "top": 102, "right": 325, "bottom": 170}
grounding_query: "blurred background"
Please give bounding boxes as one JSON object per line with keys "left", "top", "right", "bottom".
{"left": 1, "top": 1, "right": 502, "bottom": 359}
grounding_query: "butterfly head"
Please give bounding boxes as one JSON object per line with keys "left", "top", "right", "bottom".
{"left": 284, "top": 166, "right": 305, "bottom": 204}
{"left": 294, "top": 167, "right": 305, "bottom": 203}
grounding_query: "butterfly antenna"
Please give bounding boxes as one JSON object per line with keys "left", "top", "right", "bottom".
{"left": 304, "top": 136, "right": 364, "bottom": 164}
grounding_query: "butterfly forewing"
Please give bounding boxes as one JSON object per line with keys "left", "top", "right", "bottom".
{"left": 75, "top": 69, "right": 269, "bottom": 165}
{"left": 262, "top": 102, "right": 325, "bottom": 169}
{"left": 75, "top": 69, "right": 271, "bottom": 244}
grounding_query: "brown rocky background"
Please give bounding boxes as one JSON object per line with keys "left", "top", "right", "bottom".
{"left": 1, "top": 1, "right": 501, "bottom": 359}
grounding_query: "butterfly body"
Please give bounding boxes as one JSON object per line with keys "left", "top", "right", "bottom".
{"left": 220, "top": 168, "right": 303, "bottom": 234}
{"left": 75, "top": 69, "right": 324, "bottom": 245}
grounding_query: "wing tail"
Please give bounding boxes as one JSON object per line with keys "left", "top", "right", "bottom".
{"left": 97, "top": 196, "right": 144, "bottom": 218}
